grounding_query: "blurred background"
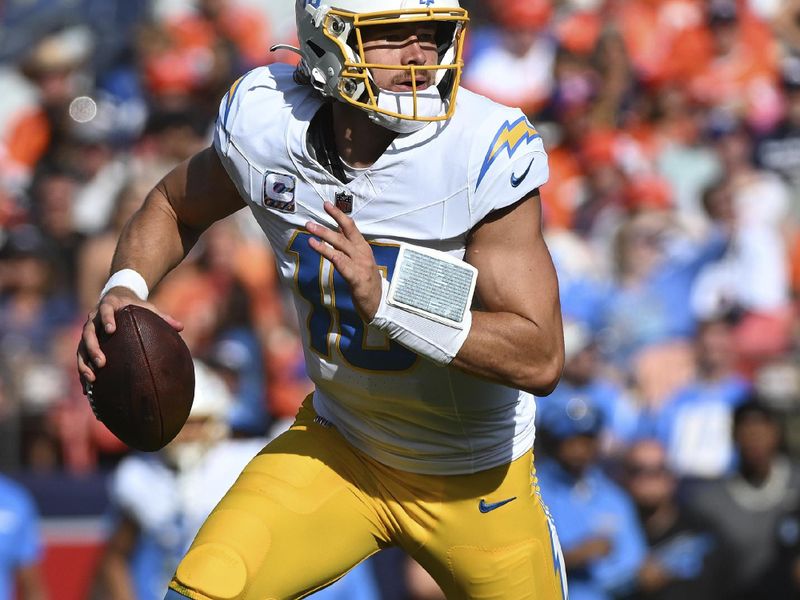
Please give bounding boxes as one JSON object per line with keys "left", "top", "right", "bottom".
{"left": 1, "top": 0, "right": 800, "bottom": 598}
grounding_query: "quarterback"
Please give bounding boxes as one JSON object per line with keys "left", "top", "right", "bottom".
{"left": 77, "top": 0, "right": 567, "bottom": 598}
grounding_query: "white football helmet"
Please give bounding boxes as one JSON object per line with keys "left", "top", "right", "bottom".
{"left": 161, "top": 360, "right": 232, "bottom": 471}
{"left": 291, "top": 0, "right": 469, "bottom": 133}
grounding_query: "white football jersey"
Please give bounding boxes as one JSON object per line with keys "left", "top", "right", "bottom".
{"left": 214, "top": 64, "right": 549, "bottom": 475}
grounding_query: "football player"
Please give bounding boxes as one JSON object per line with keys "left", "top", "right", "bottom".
{"left": 77, "top": 1, "right": 567, "bottom": 598}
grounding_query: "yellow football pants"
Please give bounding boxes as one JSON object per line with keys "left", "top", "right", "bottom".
{"left": 168, "top": 399, "right": 567, "bottom": 600}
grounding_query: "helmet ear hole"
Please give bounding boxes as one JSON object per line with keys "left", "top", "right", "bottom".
{"left": 308, "top": 40, "right": 326, "bottom": 58}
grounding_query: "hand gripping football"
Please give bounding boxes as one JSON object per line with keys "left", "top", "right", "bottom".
{"left": 87, "top": 305, "right": 195, "bottom": 451}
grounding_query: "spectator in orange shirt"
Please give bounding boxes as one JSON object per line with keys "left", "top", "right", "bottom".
{"left": 613, "top": 0, "right": 706, "bottom": 89}
{"left": 679, "top": 0, "right": 781, "bottom": 130}
{"left": 139, "top": 0, "right": 271, "bottom": 116}
{"left": 172, "top": 0, "right": 272, "bottom": 69}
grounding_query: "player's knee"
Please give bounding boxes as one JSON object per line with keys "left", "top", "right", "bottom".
{"left": 173, "top": 543, "right": 249, "bottom": 600}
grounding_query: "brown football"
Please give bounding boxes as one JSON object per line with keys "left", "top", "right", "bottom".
{"left": 88, "top": 305, "right": 194, "bottom": 451}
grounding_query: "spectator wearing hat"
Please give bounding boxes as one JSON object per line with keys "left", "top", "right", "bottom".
{"left": 686, "top": 399, "right": 800, "bottom": 599}
{"left": 539, "top": 321, "right": 641, "bottom": 455}
{"left": 619, "top": 439, "right": 729, "bottom": 600}
{"left": 0, "top": 27, "right": 93, "bottom": 191}
{"left": 537, "top": 397, "right": 647, "bottom": 600}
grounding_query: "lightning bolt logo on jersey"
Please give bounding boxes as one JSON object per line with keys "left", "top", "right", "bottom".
{"left": 213, "top": 64, "right": 549, "bottom": 476}
{"left": 477, "top": 116, "right": 540, "bottom": 189}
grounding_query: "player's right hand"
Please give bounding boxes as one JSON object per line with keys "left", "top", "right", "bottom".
{"left": 76, "top": 287, "right": 183, "bottom": 387}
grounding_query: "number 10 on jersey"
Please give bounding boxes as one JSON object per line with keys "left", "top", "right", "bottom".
{"left": 288, "top": 230, "right": 418, "bottom": 372}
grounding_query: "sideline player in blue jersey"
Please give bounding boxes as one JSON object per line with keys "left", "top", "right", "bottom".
{"left": 78, "top": 1, "right": 567, "bottom": 598}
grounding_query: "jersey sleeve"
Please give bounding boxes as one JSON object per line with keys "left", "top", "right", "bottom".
{"left": 213, "top": 66, "right": 266, "bottom": 159}
{"left": 212, "top": 64, "right": 303, "bottom": 206}
{"left": 212, "top": 67, "right": 261, "bottom": 207}
{"left": 467, "top": 107, "right": 549, "bottom": 228}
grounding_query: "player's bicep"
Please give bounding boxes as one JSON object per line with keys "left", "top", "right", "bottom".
{"left": 158, "top": 146, "right": 246, "bottom": 232}
{"left": 465, "top": 190, "right": 561, "bottom": 328}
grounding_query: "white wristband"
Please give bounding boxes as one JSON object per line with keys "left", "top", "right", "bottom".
{"left": 100, "top": 269, "right": 149, "bottom": 301}
{"left": 370, "top": 244, "right": 477, "bottom": 366}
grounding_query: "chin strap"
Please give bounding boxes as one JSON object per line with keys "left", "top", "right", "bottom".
{"left": 370, "top": 87, "right": 447, "bottom": 134}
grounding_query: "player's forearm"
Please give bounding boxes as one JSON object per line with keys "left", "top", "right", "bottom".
{"left": 107, "top": 148, "right": 245, "bottom": 293}
{"left": 451, "top": 310, "right": 564, "bottom": 396}
{"left": 109, "top": 185, "right": 200, "bottom": 292}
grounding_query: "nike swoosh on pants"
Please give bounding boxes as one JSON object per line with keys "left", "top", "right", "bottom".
{"left": 478, "top": 497, "right": 517, "bottom": 513}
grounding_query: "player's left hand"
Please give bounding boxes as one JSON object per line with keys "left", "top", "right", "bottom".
{"left": 306, "top": 201, "right": 383, "bottom": 321}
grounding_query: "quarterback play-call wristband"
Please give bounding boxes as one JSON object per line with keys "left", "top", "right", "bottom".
{"left": 370, "top": 243, "right": 477, "bottom": 366}
{"left": 99, "top": 269, "right": 150, "bottom": 301}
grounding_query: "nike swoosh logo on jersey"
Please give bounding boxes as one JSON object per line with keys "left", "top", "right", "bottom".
{"left": 510, "top": 157, "right": 535, "bottom": 188}
{"left": 479, "top": 496, "right": 517, "bottom": 513}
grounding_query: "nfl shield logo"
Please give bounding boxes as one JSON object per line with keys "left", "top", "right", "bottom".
{"left": 335, "top": 191, "right": 353, "bottom": 214}
{"left": 262, "top": 172, "right": 296, "bottom": 213}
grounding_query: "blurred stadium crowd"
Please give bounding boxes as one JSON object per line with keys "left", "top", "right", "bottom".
{"left": 2, "top": 0, "right": 800, "bottom": 598}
